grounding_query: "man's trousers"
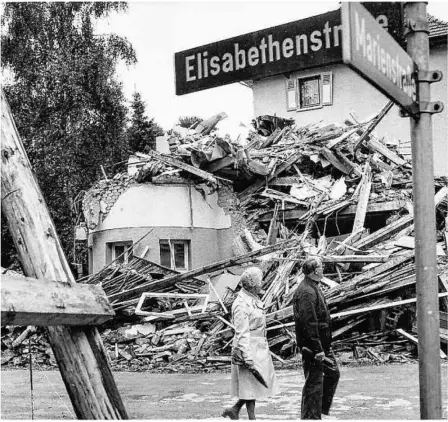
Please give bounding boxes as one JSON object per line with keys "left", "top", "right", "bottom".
{"left": 300, "top": 349, "right": 340, "bottom": 419}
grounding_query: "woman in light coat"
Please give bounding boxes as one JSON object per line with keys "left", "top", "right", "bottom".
{"left": 222, "top": 267, "right": 278, "bottom": 420}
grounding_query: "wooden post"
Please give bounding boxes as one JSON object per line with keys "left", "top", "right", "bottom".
{"left": 1, "top": 90, "right": 128, "bottom": 419}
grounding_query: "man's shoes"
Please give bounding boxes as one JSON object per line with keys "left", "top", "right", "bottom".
{"left": 222, "top": 407, "right": 239, "bottom": 420}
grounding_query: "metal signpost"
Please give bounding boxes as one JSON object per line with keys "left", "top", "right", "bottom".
{"left": 341, "top": 2, "right": 443, "bottom": 419}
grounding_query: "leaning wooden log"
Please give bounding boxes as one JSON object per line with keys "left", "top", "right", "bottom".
{"left": 1, "top": 273, "right": 115, "bottom": 326}
{"left": 1, "top": 90, "right": 128, "bottom": 419}
{"left": 109, "top": 237, "right": 302, "bottom": 304}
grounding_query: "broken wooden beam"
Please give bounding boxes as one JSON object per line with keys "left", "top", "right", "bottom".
{"left": 396, "top": 328, "right": 447, "bottom": 359}
{"left": 135, "top": 151, "right": 226, "bottom": 185}
{"left": 365, "top": 138, "right": 406, "bottom": 166}
{"left": 353, "top": 215, "right": 414, "bottom": 250}
{"left": 320, "top": 254, "right": 388, "bottom": 263}
{"left": 1, "top": 89, "right": 128, "bottom": 419}
{"left": 352, "top": 163, "right": 372, "bottom": 233}
{"left": 11, "top": 325, "right": 36, "bottom": 348}
{"left": 353, "top": 101, "right": 394, "bottom": 150}
{"left": 1, "top": 273, "right": 115, "bottom": 326}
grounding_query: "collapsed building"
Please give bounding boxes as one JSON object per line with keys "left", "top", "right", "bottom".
{"left": 3, "top": 107, "right": 447, "bottom": 371}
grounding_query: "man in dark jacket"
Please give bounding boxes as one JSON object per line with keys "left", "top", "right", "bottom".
{"left": 293, "top": 257, "right": 340, "bottom": 419}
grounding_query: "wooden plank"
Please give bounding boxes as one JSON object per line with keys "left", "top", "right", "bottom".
{"left": 332, "top": 317, "right": 366, "bottom": 339}
{"left": 320, "top": 255, "right": 388, "bottom": 263}
{"left": 261, "top": 188, "right": 308, "bottom": 206}
{"left": 267, "top": 203, "right": 280, "bottom": 246}
{"left": 1, "top": 273, "right": 115, "bottom": 326}
{"left": 366, "top": 138, "right": 406, "bottom": 166}
{"left": 135, "top": 151, "right": 224, "bottom": 184}
{"left": 396, "top": 329, "right": 447, "bottom": 359}
{"left": 331, "top": 293, "right": 448, "bottom": 319}
{"left": 1, "top": 90, "right": 128, "bottom": 419}
{"left": 268, "top": 176, "right": 303, "bottom": 186}
{"left": 353, "top": 215, "right": 414, "bottom": 250}
{"left": 352, "top": 163, "right": 372, "bottom": 233}
{"left": 321, "top": 276, "right": 340, "bottom": 288}
{"left": 348, "top": 250, "right": 414, "bottom": 286}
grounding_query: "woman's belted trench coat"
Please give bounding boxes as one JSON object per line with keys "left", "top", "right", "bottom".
{"left": 230, "top": 288, "right": 278, "bottom": 400}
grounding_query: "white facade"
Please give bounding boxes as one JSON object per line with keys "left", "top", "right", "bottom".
{"left": 252, "top": 44, "right": 448, "bottom": 176}
{"left": 91, "top": 184, "right": 231, "bottom": 233}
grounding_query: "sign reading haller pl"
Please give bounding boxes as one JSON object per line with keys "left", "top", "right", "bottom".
{"left": 341, "top": 2, "right": 417, "bottom": 113}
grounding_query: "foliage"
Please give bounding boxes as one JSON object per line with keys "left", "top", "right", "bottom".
{"left": 127, "top": 92, "right": 164, "bottom": 153}
{"left": 1, "top": 2, "right": 136, "bottom": 270}
{"left": 177, "top": 116, "right": 203, "bottom": 129}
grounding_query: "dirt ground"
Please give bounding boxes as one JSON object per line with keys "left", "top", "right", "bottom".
{"left": 1, "top": 362, "right": 447, "bottom": 420}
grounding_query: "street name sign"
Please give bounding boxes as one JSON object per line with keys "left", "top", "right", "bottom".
{"left": 341, "top": 2, "right": 417, "bottom": 114}
{"left": 175, "top": 3, "right": 403, "bottom": 95}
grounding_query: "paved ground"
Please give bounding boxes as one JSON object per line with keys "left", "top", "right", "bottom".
{"left": 1, "top": 363, "right": 447, "bottom": 419}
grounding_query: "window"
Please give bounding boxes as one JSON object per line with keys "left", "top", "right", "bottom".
{"left": 107, "top": 241, "right": 133, "bottom": 265}
{"left": 159, "top": 240, "right": 190, "bottom": 271}
{"left": 286, "top": 72, "right": 333, "bottom": 111}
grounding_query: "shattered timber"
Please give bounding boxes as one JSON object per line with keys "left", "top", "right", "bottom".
{"left": 3, "top": 106, "right": 448, "bottom": 372}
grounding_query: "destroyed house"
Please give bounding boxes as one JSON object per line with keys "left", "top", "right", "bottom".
{"left": 82, "top": 157, "right": 245, "bottom": 274}
{"left": 175, "top": 6, "right": 448, "bottom": 177}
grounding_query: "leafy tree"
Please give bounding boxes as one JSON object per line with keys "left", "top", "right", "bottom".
{"left": 127, "top": 91, "right": 164, "bottom": 153}
{"left": 177, "top": 116, "right": 203, "bottom": 129}
{"left": 1, "top": 2, "right": 136, "bottom": 269}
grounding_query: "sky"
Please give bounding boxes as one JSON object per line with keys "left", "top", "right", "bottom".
{"left": 97, "top": 1, "right": 448, "bottom": 130}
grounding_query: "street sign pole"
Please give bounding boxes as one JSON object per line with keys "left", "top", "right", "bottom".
{"left": 341, "top": 2, "right": 444, "bottom": 418}
{"left": 404, "top": 2, "right": 442, "bottom": 419}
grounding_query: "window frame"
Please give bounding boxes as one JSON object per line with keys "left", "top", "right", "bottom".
{"left": 107, "top": 241, "right": 133, "bottom": 265}
{"left": 159, "top": 239, "right": 190, "bottom": 272}
{"left": 286, "top": 71, "right": 333, "bottom": 112}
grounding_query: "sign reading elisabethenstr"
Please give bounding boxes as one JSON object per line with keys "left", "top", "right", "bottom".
{"left": 341, "top": 2, "right": 417, "bottom": 112}
{"left": 175, "top": 4, "right": 403, "bottom": 95}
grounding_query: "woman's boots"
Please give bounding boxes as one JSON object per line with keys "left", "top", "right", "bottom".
{"left": 222, "top": 399, "right": 246, "bottom": 420}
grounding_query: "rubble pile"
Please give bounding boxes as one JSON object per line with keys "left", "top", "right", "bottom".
{"left": 3, "top": 104, "right": 448, "bottom": 371}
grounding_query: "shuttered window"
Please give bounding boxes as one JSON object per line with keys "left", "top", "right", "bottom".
{"left": 287, "top": 72, "right": 333, "bottom": 111}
